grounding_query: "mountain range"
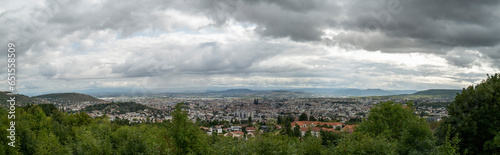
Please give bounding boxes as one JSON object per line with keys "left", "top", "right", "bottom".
{"left": 0, "top": 88, "right": 462, "bottom": 106}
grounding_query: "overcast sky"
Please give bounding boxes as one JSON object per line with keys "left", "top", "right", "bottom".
{"left": 1, "top": 0, "right": 499, "bottom": 96}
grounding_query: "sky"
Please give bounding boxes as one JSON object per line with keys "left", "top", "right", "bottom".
{"left": 1, "top": 0, "right": 499, "bottom": 96}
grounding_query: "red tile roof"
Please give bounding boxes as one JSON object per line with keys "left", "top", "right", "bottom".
{"left": 342, "top": 125, "right": 358, "bottom": 133}
{"left": 233, "top": 131, "right": 244, "bottom": 135}
{"left": 291, "top": 121, "right": 344, "bottom": 128}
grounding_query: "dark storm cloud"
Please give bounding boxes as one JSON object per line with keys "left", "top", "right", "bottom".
{"left": 338, "top": 0, "right": 500, "bottom": 52}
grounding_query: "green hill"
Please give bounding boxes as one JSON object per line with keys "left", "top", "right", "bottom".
{"left": 412, "top": 89, "right": 462, "bottom": 98}
{"left": 0, "top": 91, "right": 37, "bottom": 106}
{"left": 82, "top": 102, "right": 158, "bottom": 114}
{"left": 34, "top": 93, "right": 103, "bottom": 102}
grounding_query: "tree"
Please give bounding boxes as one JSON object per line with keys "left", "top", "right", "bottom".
{"left": 335, "top": 126, "right": 341, "bottom": 131}
{"left": 293, "top": 125, "right": 302, "bottom": 137}
{"left": 309, "top": 115, "right": 317, "bottom": 121}
{"left": 320, "top": 130, "right": 342, "bottom": 146}
{"left": 298, "top": 136, "right": 323, "bottom": 155}
{"left": 35, "top": 130, "right": 70, "bottom": 155}
{"left": 248, "top": 116, "right": 252, "bottom": 127}
{"left": 287, "top": 115, "right": 295, "bottom": 122}
{"left": 433, "top": 124, "right": 460, "bottom": 155}
{"left": 277, "top": 115, "right": 282, "bottom": 125}
{"left": 74, "top": 124, "right": 112, "bottom": 155}
{"left": 299, "top": 113, "right": 308, "bottom": 121}
{"left": 333, "top": 132, "right": 396, "bottom": 154}
{"left": 356, "top": 101, "right": 434, "bottom": 154}
{"left": 437, "top": 74, "right": 500, "bottom": 154}
{"left": 280, "top": 120, "right": 293, "bottom": 137}
{"left": 167, "top": 102, "right": 209, "bottom": 154}
{"left": 304, "top": 128, "right": 312, "bottom": 138}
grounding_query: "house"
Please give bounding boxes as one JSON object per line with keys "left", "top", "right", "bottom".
{"left": 310, "top": 127, "right": 322, "bottom": 137}
{"left": 276, "top": 125, "right": 282, "bottom": 129}
{"left": 224, "top": 132, "right": 233, "bottom": 137}
{"left": 246, "top": 127, "right": 256, "bottom": 136}
{"left": 231, "top": 126, "right": 241, "bottom": 131}
{"left": 233, "top": 131, "right": 244, "bottom": 138}
{"left": 216, "top": 126, "right": 223, "bottom": 134}
{"left": 299, "top": 127, "right": 322, "bottom": 137}
{"left": 320, "top": 128, "right": 340, "bottom": 133}
{"left": 200, "top": 127, "right": 209, "bottom": 131}
{"left": 317, "top": 122, "right": 344, "bottom": 129}
{"left": 342, "top": 125, "right": 358, "bottom": 133}
{"left": 290, "top": 121, "right": 344, "bottom": 129}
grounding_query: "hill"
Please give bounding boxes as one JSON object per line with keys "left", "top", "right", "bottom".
{"left": 82, "top": 102, "right": 159, "bottom": 114}
{"left": 291, "top": 88, "right": 416, "bottom": 97}
{"left": 412, "top": 89, "right": 462, "bottom": 98}
{"left": 0, "top": 91, "right": 37, "bottom": 106}
{"left": 34, "top": 93, "right": 103, "bottom": 102}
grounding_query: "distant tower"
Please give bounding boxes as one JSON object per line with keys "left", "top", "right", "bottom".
{"left": 253, "top": 98, "right": 259, "bottom": 105}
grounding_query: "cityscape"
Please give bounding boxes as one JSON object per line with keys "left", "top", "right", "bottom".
{"left": 2, "top": 0, "right": 500, "bottom": 154}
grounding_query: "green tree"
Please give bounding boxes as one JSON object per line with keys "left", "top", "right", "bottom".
{"left": 73, "top": 123, "right": 112, "bottom": 155}
{"left": 335, "top": 126, "right": 341, "bottom": 131}
{"left": 35, "top": 129, "right": 70, "bottom": 155}
{"left": 304, "top": 128, "right": 312, "bottom": 138}
{"left": 433, "top": 125, "right": 460, "bottom": 155}
{"left": 277, "top": 115, "right": 282, "bottom": 125}
{"left": 299, "top": 113, "right": 308, "bottom": 121}
{"left": 437, "top": 74, "right": 500, "bottom": 154}
{"left": 334, "top": 132, "right": 396, "bottom": 154}
{"left": 280, "top": 120, "right": 293, "bottom": 137}
{"left": 167, "top": 102, "right": 209, "bottom": 154}
{"left": 357, "top": 101, "right": 434, "bottom": 154}
{"left": 298, "top": 136, "right": 323, "bottom": 155}
{"left": 248, "top": 116, "right": 252, "bottom": 127}
{"left": 293, "top": 125, "right": 302, "bottom": 137}
{"left": 309, "top": 115, "right": 317, "bottom": 121}
{"left": 111, "top": 126, "right": 148, "bottom": 154}
{"left": 320, "top": 130, "right": 342, "bottom": 146}
{"left": 0, "top": 107, "right": 20, "bottom": 154}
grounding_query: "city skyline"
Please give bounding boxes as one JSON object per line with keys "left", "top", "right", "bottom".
{"left": 2, "top": 0, "right": 499, "bottom": 96}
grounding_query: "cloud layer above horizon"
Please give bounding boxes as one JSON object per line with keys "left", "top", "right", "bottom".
{"left": 1, "top": 0, "right": 499, "bottom": 95}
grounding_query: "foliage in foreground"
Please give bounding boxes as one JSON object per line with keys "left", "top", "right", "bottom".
{"left": 437, "top": 73, "right": 500, "bottom": 154}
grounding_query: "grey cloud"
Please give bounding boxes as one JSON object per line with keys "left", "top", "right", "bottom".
{"left": 191, "top": 0, "right": 340, "bottom": 41}
{"left": 111, "top": 40, "right": 284, "bottom": 78}
{"left": 444, "top": 48, "right": 485, "bottom": 68}
{"left": 38, "top": 63, "right": 57, "bottom": 78}
{"left": 341, "top": 0, "right": 500, "bottom": 46}
{"left": 175, "top": 0, "right": 500, "bottom": 70}
{"left": 335, "top": 0, "right": 500, "bottom": 63}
